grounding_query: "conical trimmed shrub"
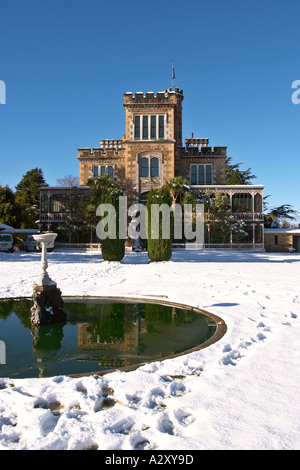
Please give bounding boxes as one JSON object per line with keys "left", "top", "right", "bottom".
{"left": 92, "top": 177, "right": 125, "bottom": 262}
{"left": 146, "top": 186, "right": 173, "bottom": 262}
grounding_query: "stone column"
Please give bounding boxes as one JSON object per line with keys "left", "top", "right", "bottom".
{"left": 31, "top": 233, "right": 67, "bottom": 326}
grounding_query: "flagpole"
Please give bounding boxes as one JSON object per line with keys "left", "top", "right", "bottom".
{"left": 172, "top": 60, "right": 175, "bottom": 90}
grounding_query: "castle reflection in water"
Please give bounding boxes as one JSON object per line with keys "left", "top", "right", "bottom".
{"left": 0, "top": 298, "right": 216, "bottom": 376}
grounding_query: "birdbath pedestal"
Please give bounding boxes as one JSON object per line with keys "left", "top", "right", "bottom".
{"left": 31, "top": 233, "right": 67, "bottom": 325}
{"left": 33, "top": 233, "right": 57, "bottom": 286}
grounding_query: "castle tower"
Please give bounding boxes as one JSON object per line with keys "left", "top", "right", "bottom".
{"left": 123, "top": 88, "right": 184, "bottom": 205}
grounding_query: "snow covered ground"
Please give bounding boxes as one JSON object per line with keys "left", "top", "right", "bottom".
{"left": 0, "top": 249, "right": 299, "bottom": 450}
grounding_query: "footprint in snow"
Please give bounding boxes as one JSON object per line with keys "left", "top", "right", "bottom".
{"left": 157, "top": 413, "right": 174, "bottom": 435}
{"left": 110, "top": 417, "right": 135, "bottom": 435}
{"left": 221, "top": 349, "right": 241, "bottom": 366}
{"left": 257, "top": 322, "right": 271, "bottom": 331}
{"left": 256, "top": 332, "right": 267, "bottom": 341}
{"left": 174, "top": 408, "right": 195, "bottom": 426}
{"left": 282, "top": 311, "right": 298, "bottom": 326}
{"left": 133, "top": 436, "right": 152, "bottom": 450}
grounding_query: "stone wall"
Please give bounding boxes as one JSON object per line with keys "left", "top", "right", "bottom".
{"left": 175, "top": 153, "right": 226, "bottom": 184}
{"left": 264, "top": 232, "right": 293, "bottom": 252}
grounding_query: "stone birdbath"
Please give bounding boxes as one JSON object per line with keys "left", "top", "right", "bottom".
{"left": 31, "top": 233, "right": 67, "bottom": 325}
{"left": 33, "top": 233, "right": 57, "bottom": 286}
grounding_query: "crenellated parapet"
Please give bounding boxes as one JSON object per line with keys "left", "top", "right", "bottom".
{"left": 184, "top": 138, "right": 227, "bottom": 156}
{"left": 185, "top": 138, "right": 209, "bottom": 150}
{"left": 78, "top": 140, "right": 125, "bottom": 159}
{"left": 100, "top": 140, "right": 125, "bottom": 151}
{"left": 124, "top": 88, "right": 183, "bottom": 106}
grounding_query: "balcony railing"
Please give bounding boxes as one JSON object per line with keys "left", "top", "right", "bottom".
{"left": 40, "top": 212, "right": 69, "bottom": 221}
{"left": 204, "top": 212, "right": 264, "bottom": 221}
{"left": 231, "top": 212, "right": 264, "bottom": 220}
{"left": 40, "top": 210, "right": 264, "bottom": 224}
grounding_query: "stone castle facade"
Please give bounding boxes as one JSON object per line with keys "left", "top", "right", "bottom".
{"left": 78, "top": 88, "right": 226, "bottom": 205}
{"left": 39, "top": 87, "right": 264, "bottom": 248}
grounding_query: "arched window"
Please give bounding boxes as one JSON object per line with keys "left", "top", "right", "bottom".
{"left": 232, "top": 193, "right": 252, "bottom": 212}
{"left": 140, "top": 156, "right": 160, "bottom": 178}
{"left": 41, "top": 194, "right": 49, "bottom": 213}
{"left": 150, "top": 157, "right": 159, "bottom": 177}
{"left": 254, "top": 193, "right": 262, "bottom": 212}
{"left": 140, "top": 157, "right": 149, "bottom": 177}
{"left": 50, "top": 194, "right": 69, "bottom": 213}
{"left": 139, "top": 192, "right": 149, "bottom": 205}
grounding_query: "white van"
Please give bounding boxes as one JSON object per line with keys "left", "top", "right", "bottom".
{"left": 0, "top": 234, "right": 14, "bottom": 252}
{"left": 24, "top": 233, "right": 55, "bottom": 252}
{"left": 36, "top": 236, "right": 55, "bottom": 252}
{"left": 24, "top": 235, "right": 38, "bottom": 252}
{"left": 36, "top": 240, "right": 55, "bottom": 252}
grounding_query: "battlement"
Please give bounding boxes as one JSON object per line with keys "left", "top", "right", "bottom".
{"left": 124, "top": 88, "right": 183, "bottom": 105}
{"left": 78, "top": 140, "right": 125, "bottom": 159}
{"left": 100, "top": 139, "right": 124, "bottom": 150}
{"left": 184, "top": 136, "right": 226, "bottom": 156}
{"left": 185, "top": 138, "right": 209, "bottom": 149}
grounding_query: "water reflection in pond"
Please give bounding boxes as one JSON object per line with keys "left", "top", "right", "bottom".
{"left": 0, "top": 298, "right": 217, "bottom": 378}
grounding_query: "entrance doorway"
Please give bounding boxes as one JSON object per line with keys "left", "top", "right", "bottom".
{"left": 293, "top": 236, "right": 300, "bottom": 252}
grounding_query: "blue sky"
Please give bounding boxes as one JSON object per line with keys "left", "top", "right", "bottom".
{"left": 0, "top": 0, "right": 299, "bottom": 221}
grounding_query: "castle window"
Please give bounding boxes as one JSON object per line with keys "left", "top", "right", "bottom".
{"left": 108, "top": 166, "right": 114, "bottom": 179}
{"left": 199, "top": 165, "right": 204, "bottom": 184}
{"left": 191, "top": 165, "right": 197, "bottom": 184}
{"left": 134, "top": 115, "right": 140, "bottom": 138}
{"left": 134, "top": 115, "right": 165, "bottom": 140}
{"left": 143, "top": 116, "right": 148, "bottom": 139}
{"left": 159, "top": 115, "right": 164, "bottom": 138}
{"left": 140, "top": 157, "right": 149, "bottom": 177}
{"left": 140, "top": 156, "right": 160, "bottom": 178}
{"left": 150, "top": 157, "right": 159, "bottom": 177}
{"left": 93, "top": 165, "right": 114, "bottom": 179}
{"left": 151, "top": 115, "right": 156, "bottom": 138}
{"left": 190, "top": 164, "right": 212, "bottom": 184}
{"left": 206, "top": 165, "right": 212, "bottom": 184}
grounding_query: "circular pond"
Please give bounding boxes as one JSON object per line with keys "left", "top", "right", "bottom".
{"left": 0, "top": 297, "right": 226, "bottom": 378}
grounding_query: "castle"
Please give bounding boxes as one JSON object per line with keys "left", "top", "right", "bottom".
{"left": 39, "top": 87, "right": 264, "bottom": 248}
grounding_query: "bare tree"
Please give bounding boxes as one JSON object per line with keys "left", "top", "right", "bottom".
{"left": 56, "top": 175, "right": 79, "bottom": 187}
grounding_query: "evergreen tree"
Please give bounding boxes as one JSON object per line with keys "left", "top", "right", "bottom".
{"left": 264, "top": 204, "right": 298, "bottom": 228}
{"left": 165, "top": 176, "right": 190, "bottom": 204}
{"left": 15, "top": 168, "right": 47, "bottom": 228}
{"left": 146, "top": 186, "right": 173, "bottom": 262}
{"left": 84, "top": 175, "right": 119, "bottom": 244}
{"left": 225, "top": 157, "right": 256, "bottom": 185}
{"left": 63, "top": 186, "right": 90, "bottom": 243}
{"left": 0, "top": 185, "right": 21, "bottom": 227}
{"left": 90, "top": 175, "right": 125, "bottom": 261}
{"left": 198, "top": 190, "right": 248, "bottom": 243}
